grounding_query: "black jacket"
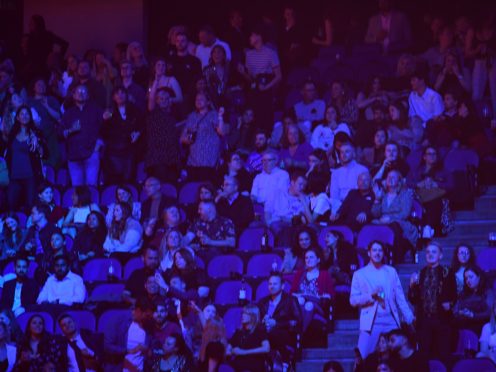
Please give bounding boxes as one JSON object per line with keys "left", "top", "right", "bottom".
{"left": 258, "top": 292, "right": 302, "bottom": 332}
{"left": 0, "top": 277, "right": 39, "bottom": 310}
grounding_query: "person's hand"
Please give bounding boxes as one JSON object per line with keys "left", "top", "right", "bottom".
{"left": 218, "top": 106, "right": 225, "bottom": 118}
{"left": 130, "top": 131, "right": 140, "bottom": 143}
{"left": 441, "top": 302, "right": 451, "bottom": 311}
{"left": 329, "top": 213, "right": 339, "bottom": 222}
{"left": 28, "top": 134, "right": 38, "bottom": 152}
{"left": 373, "top": 183, "right": 384, "bottom": 200}
{"left": 200, "top": 234, "right": 212, "bottom": 246}
{"left": 409, "top": 272, "right": 419, "bottom": 287}
{"left": 232, "top": 347, "right": 245, "bottom": 356}
{"left": 103, "top": 110, "right": 112, "bottom": 120}
{"left": 356, "top": 212, "right": 367, "bottom": 224}
{"left": 80, "top": 348, "right": 93, "bottom": 358}
{"left": 382, "top": 158, "right": 391, "bottom": 168}
{"left": 379, "top": 215, "right": 391, "bottom": 223}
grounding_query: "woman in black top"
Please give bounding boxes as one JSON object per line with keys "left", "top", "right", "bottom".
{"left": 4, "top": 105, "right": 46, "bottom": 211}
{"left": 165, "top": 249, "right": 209, "bottom": 297}
{"left": 227, "top": 304, "right": 270, "bottom": 372}
{"left": 215, "top": 151, "right": 252, "bottom": 195}
{"left": 73, "top": 211, "right": 106, "bottom": 263}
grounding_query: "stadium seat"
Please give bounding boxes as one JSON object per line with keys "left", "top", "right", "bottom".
{"left": 223, "top": 306, "right": 242, "bottom": 339}
{"left": 238, "top": 227, "right": 275, "bottom": 252}
{"left": 429, "top": 359, "right": 447, "bottom": 372}
{"left": 178, "top": 182, "right": 203, "bottom": 205}
{"left": 207, "top": 255, "right": 244, "bottom": 279}
{"left": 476, "top": 248, "right": 496, "bottom": 273}
{"left": 123, "top": 256, "right": 144, "bottom": 280}
{"left": 215, "top": 280, "right": 252, "bottom": 306}
{"left": 246, "top": 253, "right": 282, "bottom": 278}
{"left": 452, "top": 358, "right": 496, "bottom": 372}
{"left": 356, "top": 225, "right": 395, "bottom": 250}
{"left": 455, "top": 329, "right": 479, "bottom": 355}
{"left": 97, "top": 309, "right": 130, "bottom": 333}
{"left": 89, "top": 283, "right": 125, "bottom": 302}
{"left": 83, "top": 258, "right": 122, "bottom": 282}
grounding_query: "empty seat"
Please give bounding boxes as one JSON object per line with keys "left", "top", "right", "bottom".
{"left": 477, "top": 249, "right": 496, "bottom": 273}
{"left": 215, "top": 281, "right": 252, "bottom": 306}
{"left": 246, "top": 253, "right": 282, "bottom": 278}
{"left": 83, "top": 258, "right": 122, "bottom": 282}
{"left": 89, "top": 283, "right": 125, "bottom": 302}
{"left": 207, "top": 255, "right": 244, "bottom": 279}
{"left": 356, "top": 225, "right": 395, "bottom": 250}
{"left": 223, "top": 306, "right": 243, "bottom": 339}
{"left": 123, "top": 257, "right": 144, "bottom": 280}
{"left": 238, "top": 227, "right": 275, "bottom": 252}
{"left": 318, "top": 225, "right": 354, "bottom": 248}
{"left": 17, "top": 311, "right": 54, "bottom": 333}
{"left": 97, "top": 309, "right": 130, "bottom": 333}
{"left": 55, "top": 310, "right": 96, "bottom": 334}
{"left": 178, "top": 182, "right": 203, "bottom": 205}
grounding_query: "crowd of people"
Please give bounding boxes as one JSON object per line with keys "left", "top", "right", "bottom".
{"left": 0, "top": 0, "right": 495, "bottom": 371}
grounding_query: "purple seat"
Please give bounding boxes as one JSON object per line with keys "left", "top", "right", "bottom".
{"left": 477, "top": 249, "right": 496, "bottom": 272}
{"left": 215, "top": 281, "right": 253, "bottom": 305}
{"left": 195, "top": 256, "right": 205, "bottom": 269}
{"left": 62, "top": 186, "right": 100, "bottom": 208}
{"left": 100, "top": 184, "right": 139, "bottom": 206}
{"left": 52, "top": 187, "right": 61, "bottom": 205}
{"left": 89, "top": 283, "right": 125, "bottom": 302}
{"left": 56, "top": 168, "right": 70, "bottom": 187}
{"left": 123, "top": 257, "right": 144, "bottom": 280}
{"left": 178, "top": 182, "right": 203, "bottom": 205}
{"left": 318, "top": 225, "right": 354, "bottom": 248}
{"left": 83, "top": 258, "right": 122, "bottom": 282}
{"left": 444, "top": 148, "right": 479, "bottom": 172}
{"left": 218, "top": 364, "right": 235, "bottom": 372}
{"left": 3, "top": 261, "right": 38, "bottom": 277}
{"left": 223, "top": 306, "right": 243, "bottom": 339}
{"left": 452, "top": 358, "right": 496, "bottom": 372}
{"left": 65, "top": 234, "right": 74, "bottom": 252}
{"left": 238, "top": 227, "right": 275, "bottom": 252}
{"left": 15, "top": 211, "right": 27, "bottom": 228}
{"left": 411, "top": 199, "right": 423, "bottom": 219}
{"left": 17, "top": 311, "right": 54, "bottom": 333}
{"left": 356, "top": 225, "right": 395, "bottom": 250}
{"left": 136, "top": 162, "right": 147, "bottom": 184}
{"left": 97, "top": 309, "right": 130, "bottom": 333}
{"left": 55, "top": 310, "right": 96, "bottom": 334}
{"left": 246, "top": 253, "right": 282, "bottom": 278}
{"left": 255, "top": 280, "right": 291, "bottom": 301}
{"left": 207, "top": 255, "right": 244, "bottom": 279}
{"left": 43, "top": 164, "right": 56, "bottom": 184}
{"left": 455, "top": 329, "right": 479, "bottom": 355}
{"left": 140, "top": 183, "right": 177, "bottom": 202}
{"left": 429, "top": 359, "right": 447, "bottom": 372}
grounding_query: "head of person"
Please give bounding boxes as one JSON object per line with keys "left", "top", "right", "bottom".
{"left": 438, "top": 25, "right": 454, "bottom": 48}
{"left": 143, "top": 246, "right": 160, "bottom": 271}
{"left": 14, "top": 105, "right": 34, "bottom": 129}
{"left": 115, "top": 185, "right": 133, "bottom": 204}
{"left": 388, "top": 102, "right": 407, "bottom": 123}
{"left": 268, "top": 273, "right": 284, "bottom": 297}
{"left": 126, "top": 41, "right": 146, "bottom": 65}
{"left": 153, "top": 57, "right": 166, "bottom": 77}
{"left": 198, "top": 183, "right": 215, "bottom": 202}
{"left": 254, "top": 130, "right": 268, "bottom": 151}
{"left": 153, "top": 301, "right": 169, "bottom": 326}
{"left": 304, "top": 248, "right": 321, "bottom": 271}
{"left": 210, "top": 45, "right": 226, "bottom": 65}
{"left": 1, "top": 212, "right": 20, "bottom": 235}
{"left": 373, "top": 127, "right": 388, "bottom": 149}
{"left": 463, "top": 265, "right": 486, "bottom": 294}
{"left": 58, "top": 314, "right": 78, "bottom": 338}
{"left": 421, "top": 146, "right": 440, "bottom": 169}
{"left": 368, "top": 241, "right": 386, "bottom": 265}
{"left": 241, "top": 304, "right": 260, "bottom": 330}
{"left": 308, "top": 149, "right": 330, "bottom": 171}
{"left": 357, "top": 171, "right": 372, "bottom": 192}
{"left": 50, "top": 229, "right": 66, "bottom": 253}
{"left": 410, "top": 68, "right": 428, "bottom": 92}
{"left": 0, "top": 321, "right": 9, "bottom": 343}
{"left": 26, "top": 315, "right": 46, "bottom": 340}
{"left": 325, "top": 104, "right": 339, "bottom": 124}
{"left": 384, "top": 142, "right": 400, "bottom": 162}
{"left": 169, "top": 273, "right": 186, "bottom": 292}
{"left": 53, "top": 254, "right": 70, "bottom": 280}
{"left": 377, "top": 0, "right": 392, "bottom": 12}
{"left": 112, "top": 201, "right": 132, "bottom": 224}
{"left": 324, "top": 230, "right": 343, "bottom": 249}
{"left": 132, "top": 297, "right": 155, "bottom": 324}
{"left": 385, "top": 169, "right": 402, "bottom": 192}
{"left": 262, "top": 150, "right": 279, "bottom": 173}
{"left": 203, "top": 304, "right": 217, "bottom": 320}
{"left": 173, "top": 248, "right": 195, "bottom": 272}
{"left": 174, "top": 31, "right": 189, "bottom": 53}
{"left": 283, "top": 123, "right": 304, "bottom": 147}
{"left": 77, "top": 60, "right": 91, "bottom": 80}
{"left": 339, "top": 142, "right": 356, "bottom": 165}
{"left": 307, "top": 171, "right": 329, "bottom": 197}
{"left": 72, "top": 84, "right": 89, "bottom": 105}
{"left": 226, "top": 152, "right": 243, "bottom": 172}
{"left": 72, "top": 186, "right": 92, "bottom": 207}
{"left": 86, "top": 211, "right": 105, "bottom": 233}
{"left": 0, "top": 66, "right": 13, "bottom": 93}
{"left": 112, "top": 85, "right": 127, "bottom": 107}
{"left": 396, "top": 53, "right": 415, "bottom": 77}
{"left": 388, "top": 328, "right": 413, "bottom": 353}
{"left": 198, "top": 25, "right": 216, "bottom": 47}
{"left": 289, "top": 170, "right": 307, "bottom": 197}
{"left": 29, "top": 14, "right": 46, "bottom": 33}
{"left": 323, "top": 361, "right": 344, "bottom": 372}
{"left": 330, "top": 81, "right": 345, "bottom": 100}
{"left": 163, "top": 205, "right": 181, "bottom": 227}
{"left": 31, "top": 203, "right": 51, "bottom": 225}
{"left": 14, "top": 255, "right": 29, "bottom": 281}
{"left": 32, "top": 77, "right": 47, "bottom": 97}
{"left": 119, "top": 59, "right": 134, "bottom": 79}
{"left": 198, "top": 201, "right": 216, "bottom": 223}
{"left": 163, "top": 333, "right": 188, "bottom": 358}
{"left": 144, "top": 275, "right": 159, "bottom": 296}
{"left": 155, "top": 87, "right": 173, "bottom": 110}
{"left": 301, "top": 81, "right": 317, "bottom": 103}
{"left": 443, "top": 91, "right": 458, "bottom": 111}
{"left": 295, "top": 226, "right": 316, "bottom": 252}
{"left": 37, "top": 182, "right": 55, "bottom": 205}
{"left": 195, "top": 92, "right": 210, "bottom": 111}
{"left": 249, "top": 25, "right": 265, "bottom": 48}
{"left": 375, "top": 333, "right": 390, "bottom": 354}
{"left": 425, "top": 242, "right": 443, "bottom": 267}
{"left": 451, "top": 244, "right": 475, "bottom": 271}
{"left": 144, "top": 177, "right": 161, "bottom": 198}
{"left": 376, "top": 363, "right": 393, "bottom": 372}
{"left": 164, "top": 228, "right": 182, "bottom": 251}
{"left": 222, "top": 175, "right": 239, "bottom": 198}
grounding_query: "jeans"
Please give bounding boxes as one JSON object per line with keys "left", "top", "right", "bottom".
{"left": 104, "top": 154, "right": 134, "bottom": 184}
{"left": 68, "top": 151, "right": 100, "bottom": 186}
{"left": 472, "top": 59, "right": 496, "bottom": 114}
{"left": 7, "top": 177, "right": 37, "bottom": 210}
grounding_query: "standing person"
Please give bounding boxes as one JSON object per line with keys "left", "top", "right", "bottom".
{"left": 238, "top": 26, "right": 282, "bottom": 132}
{"left": 117, "top": 59, "right": 147, "bottom": 112}
{"left": 4, "top": 105, "right": 46, "bottom": 211}
{"left": 408, "top": 243, "right": 456, "bottom": 360}
{"left": 180, "top": 93, "right": 227, "bottom": 182}
{"left": 60, "top": 84, "right": 103, "bottom": 186}
{"left": 144, "top": 88, "right": 180, "bottom": 184}
{"left": 350, "top": 241, "right": 414, "bottom": 359}
{"left": 147, "top": 57, "right": 183, "bottom": 109}
{"left": 195, "top": 26, "right": 232, "bottom": 69}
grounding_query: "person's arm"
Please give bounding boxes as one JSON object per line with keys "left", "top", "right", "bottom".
{"left": 147, "top": 79, "right": 159, "bottom": 112}
{"left": 108, "top": 227, "right": 142, "bottom": 253}
{"left": 104, "top": 323, "right": 127, "bottom": 356}
{"left": 43, "top": 97, "right": 61, "bottom": 120}
{"left": 235, "top": 340, "right": 270, "bottom": 355}
{"left": 71, "top": 275, "right": 86, "bottom": 304}
{"left": 36, "top": 282, "right": 49, "bottom": 304}
{"left": 392, "top": 269, "right": 414, "bottom": 324}
{"left": 200, "top": 235, "right": 235, "bottom": 249}
{"left": 432, "top": 92, "right": 445, "bottom": 118}
{"left": 434, "top": 70, "right": 447, "bottom": 92}
{"left": 260, "top": 65, "right": 282, "bottom": 91}
{"left": 312, "top": 19, "right": 333, "bottom": 47}
{"left": 387, "top": 189, "right": 413, "bottom": 221}
{"left": 62, "top": 208, "right": 76, "bottom": 226}
{"left": 169, "top": 77, "right": 183, "bottom": 103}
{"left": 349, "top": 272, "right": 375, "bottom": 307}
{"left": 183, "top": 231, "right": 196, "bottom": 246}
{"left": 215, "top": 108, "right": 228, "bottom": 137}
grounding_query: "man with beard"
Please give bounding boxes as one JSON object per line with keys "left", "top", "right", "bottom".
{"left": 246, "top": 129, "right": 268, "bottom": 174}
{"left": 151, "top": 300, "right": 181, "bottom": 346}
{"left": 388, "top": 328, "right": 429, "bottom": 372}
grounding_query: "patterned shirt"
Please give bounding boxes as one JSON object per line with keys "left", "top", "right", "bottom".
{"left": 189, "top": 216, "right": 235, "bottom": 242}
{"left": 185, "top": 110, "right": 221, "bottom": 167}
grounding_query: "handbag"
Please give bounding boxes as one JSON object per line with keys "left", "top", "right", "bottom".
{"left": 0, "top": 157, "right": 8, "bottom": 186}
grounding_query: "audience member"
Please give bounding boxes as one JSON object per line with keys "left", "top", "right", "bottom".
{"left": 388, "top": 328, "right": 429, "bottom": 372}
{"left": 293, "top": 81, "right": 325, "bottom": 128}
{"left": 311, "top": 104, "right": 351, "bottom": 152}
{"left": 0, "top": 213, "right": 27, "bottom": 263}
{"left": 195, "top": 26, "right": 232, "bottom": 69}
{"left": 72, "top": 211, "right": 106, "bottom": 264}
{"left": 22, "top": 204, "right": 58, "bottom": 260}
{"left": 62, "top": 185, "right": 101, "bottom": 238}
{"left": 408, "top": 69, "right": 444, "bottom": 127}
{"left": 450, "top": 244, "right": 476, "bottom": 295}
{"left": 320, "top": 230, "right": 359, "bottom": 285}
{"left": 103, "top": 201, "right": 143, "bottom": 256}
{"left": 245, "top": 130, "right": 268, "bottom": 174}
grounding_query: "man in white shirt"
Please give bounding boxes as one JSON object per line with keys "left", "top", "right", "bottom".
{"left": 37, "top": 254, "right": 86, "bottom": 306}
{"left": 59, "top": 313, "right": 102, "bottom": 372}
{"left": 271, "top": 170, "right": 312, "bottom": 225}
{"left": 408, "top": 69, "right": 444, "bottom": 127}
{"left": 350, "top": 241, "right": 414, "bottom": 359}
{"left": 293, "top": 81, "right": 325, "bottom": 139}
{"left": 330, "top": 142, "right": 369, "bottom": 213}
{"left": 251, "top": 149, "right": 290, "bottom": 221}
{"left": 195, "top": 25, "right": 232, "bottom": 68}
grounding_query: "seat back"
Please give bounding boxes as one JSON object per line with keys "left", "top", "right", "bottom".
{"left": 477, "top": 248, "right": 496, "bottom": 272}
{"left": 455, "top": 329, "right": 479, "bottom": 355}
{"left": 55, "top": 310, "right": 96, "bottom": 334}
{"left": 318, "top": 225, "right": 354, "bottom": 248}
{"left": 97, "top": 309, "right": 130, "bottom": 333}
{"left": 356, "top": 224, "right": 395, "bottom": 249}
{"left": 246, "top": 253, "right": 282, "bottom": 278}
{"left": 89, "top": 283, "right": 125, "bottom": 302}
{"left": 17, "top": 311, "right": 54, "bottom": 333}
{"left": 83, "top": 258, "right": 122, "bottom": 282}
{"left": 452, "top": 358, "right": 496, "bottom": 372}
{"left": 178, "top": 182, "right": 203, "bottom": 205}
{"left": 223, "top": 307, "right": 243, "bottom": 339}
{"left": 215, "top": 281, "right": 252, "bottom": 305}
{"left": 429, "top": 359, "right": 447, "bottom": 372}
{"left": 238, "top": 227, "right": 275, "bottom": 252}
{"left": 207, "top": 255, "right": 244, "bottom": 279}
{"left": 43, "top": 164, "right": 56, "bottom": 184}
{"left": 123, "top": 257, "right": 144, "bottom": 280}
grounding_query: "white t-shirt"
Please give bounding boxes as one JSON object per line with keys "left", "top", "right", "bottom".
{"left": 124, "top": 321, "right": 146, "bottom": 372}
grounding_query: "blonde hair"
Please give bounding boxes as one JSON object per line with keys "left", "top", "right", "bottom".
{"left": 242, "top": 304, "right": 260, "bottom": 330}
{"left": 199, "top": 316, "right": 227, "bottom": 361}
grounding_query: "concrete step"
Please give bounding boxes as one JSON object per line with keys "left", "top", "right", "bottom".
{"left": 455, "top": 210, "right": 496, "bottom": 220}
{"left": 327, "top": 331, "right": 359, "bottom": 348}
{"left": 296, "top": 359, "right": 355, "bottom": 372}
{"left": 334, "top": 319, "right": 359, "bottom": 331}
{"left": 303, "top": 348, "right": 355, "bottom": 359}
{"left": 474, "top": 195, "right": 496, "bottom": 212}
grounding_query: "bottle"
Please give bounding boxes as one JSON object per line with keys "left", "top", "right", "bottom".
{"left": 271, "top": 259, "right": 278, "bottom": 273}
{"left": 388, "top": 250, "right": 394, "bottom": 266}
{"left": 238, "top": 278, "right": 247, "bottom": 305}
{"left": 414, "top": 250, "right": 419, "bottom": 264}
{"left": 261, "top": 230, "right": 269, "bottom": 251}
{"left": 108, "top": 260, "right": 115, "bottom": 281}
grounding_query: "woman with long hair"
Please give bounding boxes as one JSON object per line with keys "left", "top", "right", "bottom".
{"left": 387, "top": 101, "right": 423, "bottom": 151}
{"left": 103, "top": 201, "right": 143, "bottom": 257}
{"left": 0, "top": 321, "right": 16, "bottom": 371}
{"left": 215, "top": 151, "right": 252, "bottom": 195}
{"left": 126, "top": 41, "right": 148, "bottom": 88}
{"left": 104, "top": 185, "right": 141, "bottom": 227}
{"left": 4, "top": 105, "right": 46, "bottom": 210}
{"left": 311, "top": 104, "right": 351, "bottom": 153}
{"left": 35, "top": 182, "right": 64, "bottom": 225}
{"left": 320, "top": 230, "right": 358, "bottom": 285}
{"left": 147, "top": 57, "right": 183, "bottom": 110}
{"left": 450, "top": 244, "right": 476, "bottom": 295}
{"left": 165, "top": 249, "right": 208, "bottom": 297}
{"left": 72, "top": 211, "right": 106, "bottom": 263}
{"left": 154, "top": 332, "right": 193, "bottom": 372}
{"left": 0, "top": 213, "right": 27, "bottom": 264}
{"left": 158, "top": 228, "right": 185, "bottom": 273}
{"left": 62, "top": 186, "right": 100, "bottom": 238}
{"left": 199, "top": 316, "right": 227, "bottom": 372}
{"left": 0, "top": 309, "right": 23, "bottom": 344}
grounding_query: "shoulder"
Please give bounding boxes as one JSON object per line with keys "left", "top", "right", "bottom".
{"left": 68, "top": 271, "right": 84, "bottom": 282}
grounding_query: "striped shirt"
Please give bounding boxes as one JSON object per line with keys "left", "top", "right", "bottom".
{"left": 245, "top": 46, "right": 280, "bottom": 78}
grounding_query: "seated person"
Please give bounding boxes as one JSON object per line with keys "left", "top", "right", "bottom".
{"left": 333, "top": 171, "right": 375, "bottom": 232}
{"left": 153, "top": 332, "right": 193, "bottom": 371}
{"left": 258, "top": 273, "right": 301, "bottom": 365}
{"left": 453, "top": 265, "right": 492, "bottom": 335}
{"left": 307, "top": 171, "right": 331, "bottom": 224}
{"left": 450, "top": 244, "right": 476, "bottom": 296}
{"left": 158, "top": 228, "right": 191, "bottom": 273}
{"left": 123, "top": 246, "right": 162, "bottom": 305}
{"left": 408, "top": 68, "right": 444, "bottom": 128}
{"left": 227, "top": 304, "right": 270, "bottom": 372}
{"left": 293, "top": 81, "right": 325, "bottom": 128}
{"left": 290, "top": 248, "right": 334, "bottom": 334}
{"left": 311, "top": 104, "right": 351, "bottom": 153}
{"left": 245, "top": 130, "right": 269, "bottom": 174}
{"left": 103, "top": 202, "right": 143, "bottom": 256}
{"left": 357, "top": 333, "right": 392, "bottom": 372}
{"left": 215, "top": 152, "right": 253, "bottom": 195}
{"left": 73, "top": 211, "right": 106, "bottom": 264}
{"left": 371, "top": 169, "right": 418, "bottom": 262}
{"left": 22, "top": 203, "right": 59, "bottom": 260}
{"left": 151, "top": 300, "right": 181, "bottom": 346}
{"left": 359, "top": 126, "right": 387, "bottom": 170}
{"left": 34, "top": 182, "right": 66, "bottom": 225}
{"left": 104, "top": 184, "right": 141, "bottom": 227}
{"left": 58, "top": 313, "right": 103, "bottom": 371}
{"left": 388, "top": 328, "right": 429, "bottom": 372}
{"left": 280, "top": 246, "right": 304, "bottom": 274}
{"left": 387, "top": 102, "right": 423, "bottom": 152}
{"left": 36, "top": 254, "right": 86, "bottom": 306}
{"left": 279, "top": 123, "right": 313, "bottom": 170}
{"left": 147, "top": 205, "right": 188, "bottom": 246}
{"left": 62, "top": 186, "right": 101, "bottom": 238}
{"left": 372, "top": 141, "right": 410, "bottom": 181}
{"left": 141, "top": 176, "right": 175, "bottom": 233}
{"left": 433, "top": 52, "right": 470, "bottom": 95}
{"left": 320, "top": 230, "right": 358, "bottom": 286}
{"left": 0, "top": 212, "right": 27, "bottom": 263}
{"left": 0, "top": 255, "right": 39, "bottom": 316}
{"left": 424, "top": 91, "right": 460, "bottom": 148}
{"left": 215, "top": 175, "right": 255, "bottom": 234}
{"left": 183, "top": 201, "right": 236, "bottom": 260}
